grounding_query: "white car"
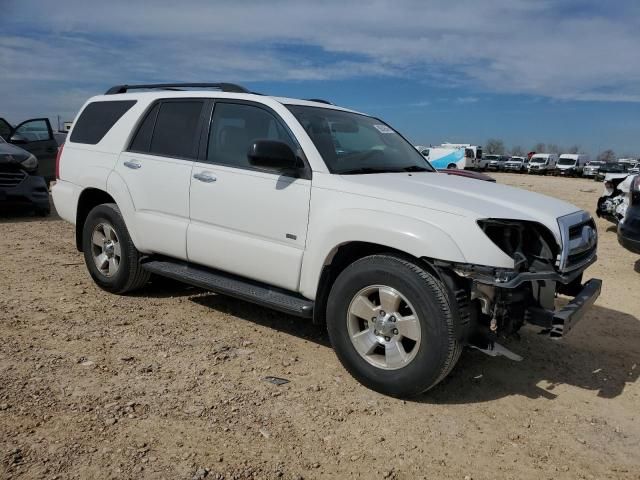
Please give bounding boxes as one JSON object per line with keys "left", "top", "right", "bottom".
{"left": 52, "top": 83, "right": 601, "bottom": 397}
{"left": 528, "top": 153, "right": 558, "bottom": 175}
{"left": 503, "top": 156, "right": 527, "bottom": 172}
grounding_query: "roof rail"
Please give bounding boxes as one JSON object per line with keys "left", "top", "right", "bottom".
{"left": 105, "top": 83, "right": 250, "bottom": 95}
{"left": 306, "top": 98, "right": 333, "bottom": 105}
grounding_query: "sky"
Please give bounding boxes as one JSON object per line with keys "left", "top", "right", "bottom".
{"left": 2, "top": 0, "right": 639, "bottom": 156}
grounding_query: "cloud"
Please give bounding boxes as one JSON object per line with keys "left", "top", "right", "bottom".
{"left": 2, "top": 0, "right": 640, "bottom": 120}
{"left": 456, "top": 97, "right": 479, "bottom": 104}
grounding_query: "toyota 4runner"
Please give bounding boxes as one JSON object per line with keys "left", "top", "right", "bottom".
{"left": 52, "top": 83, "right": 601, "bottom": 397}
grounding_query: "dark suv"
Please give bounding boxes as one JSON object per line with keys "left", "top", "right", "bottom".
{"left": 0, "top": 118, "right": 55, "bottom": 216}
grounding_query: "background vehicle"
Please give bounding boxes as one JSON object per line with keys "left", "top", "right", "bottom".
{"left": 597, "top": 174, "right": 640, "bottom": 253}
{"left": 556, "top": 153, "right": 589, "bottom": 177}
{"left": 418, "top": 143, "right": 483, "bottom": 170}
{"left": 53, "top": 83, "right": 601, "bottom": 398}
{"left": 504, "top": 156, "right": 527, "bottom": 172}
{"left": 594, "top": 163, "right": 630, "bottom": 182}
{"left": 0, "top": 136, "right": 50, "bottom": 215}
{"left": 0, "top": 117, "right": 58, "bottom": 181}
{"left": 484, "top": 154, "right": 509, "bottom": 171}
{"left": 583, "top": 160, "right": 606, "bottom": 178}
{"left": 528, "top": 153, "right": 558, "bottom": 174}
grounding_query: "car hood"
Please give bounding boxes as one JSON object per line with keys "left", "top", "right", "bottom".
{"left": 0, "top": 142, "right": 30, "bottom": 162}
{"left": 330, "top": 171, "right": 581, "bottom": 234}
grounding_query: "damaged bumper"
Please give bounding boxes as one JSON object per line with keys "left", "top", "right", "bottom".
{"left": 527, "top": 278, "right": 602, "bottom": 338}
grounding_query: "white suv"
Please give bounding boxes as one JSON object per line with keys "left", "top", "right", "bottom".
{"left": 53, "top": 83, "right": 601, "bottom": 397}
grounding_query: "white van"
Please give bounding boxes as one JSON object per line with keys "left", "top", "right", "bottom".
{"left": 528, "top": 153, "right": 558, "bottom": 175}
{"left": 416, "top": 143, "right": 483, "bottom": 170}
{"left": 556, "top": 154, "right": 590, "bottom": 177}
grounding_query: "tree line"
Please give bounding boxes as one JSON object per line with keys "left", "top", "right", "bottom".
{"left": 484, "top": 138, "right": 621, "bottom": 162}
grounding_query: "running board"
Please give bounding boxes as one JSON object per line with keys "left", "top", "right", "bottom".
{"left": 142, "top": 260, "right": 314, "bottom": 318}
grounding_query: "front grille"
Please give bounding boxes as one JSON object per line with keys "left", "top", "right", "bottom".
{"left": 558, "top": 212, "right": 597, "bottom": 272}
{"left": 0, "top": 170, "right": 26, "bottom": 188}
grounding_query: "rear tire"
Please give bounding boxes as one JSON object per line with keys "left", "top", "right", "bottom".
{"left": 326, "top": 254, "right": 462, "bottom": 397}
{"left": 447, "top": 163, "right": 457, "bottom": 169}
{"left": 82, "top": 203, "right": 150, "bottom": 294}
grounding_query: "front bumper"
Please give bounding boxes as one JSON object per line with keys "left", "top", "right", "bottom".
{"left": 0, "top": 172, "right": 50, "bottom": 212}
{"left": 528, "top": 278, "right": 602, "bottom": 338}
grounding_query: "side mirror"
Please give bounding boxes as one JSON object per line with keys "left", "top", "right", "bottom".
{"left": 248, "top": 140, "right": 298, "bottom": 173}
{"left": 10, "top": 133, "right": 28, "bottom": 144}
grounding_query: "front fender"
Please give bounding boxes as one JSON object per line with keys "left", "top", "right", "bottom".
{"left": 299, "top": 208, "right": 468, "bottom": 299}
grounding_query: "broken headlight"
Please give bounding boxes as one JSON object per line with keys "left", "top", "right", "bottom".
{"left": 477, "top": 219, "right": 558, "bottom": 271}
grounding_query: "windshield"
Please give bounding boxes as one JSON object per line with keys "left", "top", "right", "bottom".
{"left": 587, "top": 161, "right": 604, "bottom": 167}
{"left": 286, "top": 105, "right": 434, "bottom": 174}
{"left": 484, "top": 155, "right": 499, "bottom": 160}
{"left": 509, "top": 157, "right": 523, "bottom": 162}
{"left": 558, "top": 158, "right": 577, "bottom": 166}
{"left": 530, "top": 157, "right": 547, "bottom": 164}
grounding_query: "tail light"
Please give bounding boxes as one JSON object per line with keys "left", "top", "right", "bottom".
{"left": 55, "top": 143, "right": 64, "bottom": 180}
{"left": 632, "top": 176, "right": 640, "bottom": 205}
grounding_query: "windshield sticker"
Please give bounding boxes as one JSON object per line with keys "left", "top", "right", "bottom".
{"left": 373, "top": 124, "right": 394, "bottom": 134}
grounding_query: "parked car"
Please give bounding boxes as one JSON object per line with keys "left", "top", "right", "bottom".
{"left": 594, "top": 163, "right": 630, "bottom": 182}
{"left": 484, "top": 154, "right": 508, "bottom": 171}
{"left": 629, "top": 162, "right": 640, "bottom": 175}
{"left": 555, "top": 153, "right": 589, "bottom": 177}
{"left": 0, "top": 135, "right": 50, "bottom": 216}
{"left": 583, "top": 161, "right": 606, "bottom": 178}
{"left": 596, "top": 174, "right": 640, "bottom": 254}
{"left": 0, "top": 117, "right": 59, "bottom": 181}
{"left": 504, "top": 156, "right": 527, "bottom": 173}
{"left": 527, "top": 153, "right": 558, "bottom": 175}
{"left": 52, "top": 82, "right": 601, "bottom": 397}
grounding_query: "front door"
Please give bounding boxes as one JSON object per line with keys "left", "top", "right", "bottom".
{"left": 8, "top": 118, "right": 58, "bottom": 180}
{"left": 188, "top": 101, "right": 311, "bottom": 291}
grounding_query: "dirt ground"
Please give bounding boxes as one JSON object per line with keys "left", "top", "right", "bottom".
{"left": 1, "top": 173, "right": 639, "bottom": 480}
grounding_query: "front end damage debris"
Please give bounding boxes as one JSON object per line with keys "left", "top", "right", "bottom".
{"left": 430, "top": 213, "right": 601, "bottom": 361}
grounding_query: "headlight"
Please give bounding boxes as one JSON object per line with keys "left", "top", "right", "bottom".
{"left": 20, "top": 153, "right": 38, "bottom": 171}
{"left": 477, "top": 219, "right": 558, "bottom": 271}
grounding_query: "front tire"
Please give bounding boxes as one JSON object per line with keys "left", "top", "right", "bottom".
{"left": 326, "top": 255, "right": 462, "bottom": 397}
{"left": 82, "top": 203, "right": 150, "bottom": 294}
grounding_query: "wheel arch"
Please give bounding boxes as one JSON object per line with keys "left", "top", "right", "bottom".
{"left": 75, "top": 188, "right": 116, "bottom": 251}
{"left": 311, "top": 241, "right": 444, "bottom": 325}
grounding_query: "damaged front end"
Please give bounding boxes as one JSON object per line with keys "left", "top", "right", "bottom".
{"left": 432, "top": 212, "right": 601, "bottom": 360}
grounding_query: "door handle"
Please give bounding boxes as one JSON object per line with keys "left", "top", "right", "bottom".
{"left": 193, "top": 172, "right": 216, "bottom": 183}
{"left": 123, "top": 160, "right": 142, "bottom": 170}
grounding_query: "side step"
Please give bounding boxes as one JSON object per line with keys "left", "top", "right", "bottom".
{"left": 142, "top": 260, "right": 314, "bottom": 318}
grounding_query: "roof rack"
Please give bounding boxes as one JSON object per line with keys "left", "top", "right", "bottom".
{"left": 105, "top": 83, "right": 250, "bottom": 95}
{"left": 306, "top": 98, "right": 332, "bottom": 105}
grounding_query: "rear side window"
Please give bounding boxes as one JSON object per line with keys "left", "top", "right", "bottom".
{"left": 70, "top": 100, "right": 136, "bottom": 144}
{"left": 149, "top": 101, "right": 204, "bottom": 159}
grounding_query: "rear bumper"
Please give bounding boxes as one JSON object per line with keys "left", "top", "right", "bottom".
{"left": 528, "top": 278, "right": 602, "bottom": 338}
{"left": 618, "top": 212, "right": 640, "bottom": 254}
{"left": 0, "top": 173, "right": 50, "bottom": 212}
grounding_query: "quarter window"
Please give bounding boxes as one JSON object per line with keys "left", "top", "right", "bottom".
{"left": 70, "top": 100, "right": 136, "bottom": 144}
{"left": 207, "top": 102, "right": 296, "bottom": 169}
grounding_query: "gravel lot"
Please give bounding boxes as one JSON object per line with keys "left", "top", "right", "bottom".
{"left": 1, "top": 173, "right": 639, "bottom": 480}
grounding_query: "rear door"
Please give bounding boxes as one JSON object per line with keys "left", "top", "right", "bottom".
{"left": 116, "top": 99, "right": 207, "bottom": 260}
{"left": 8, "top": 118, "right": 58, "bottom": 180}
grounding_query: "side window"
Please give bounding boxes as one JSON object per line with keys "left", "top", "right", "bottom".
{"left": 70, "top": 101, "right": 136, "bottom": 144}
{"left": 129, "top": 103, "right": 160, "bottom": 153}
{"left": 15, "top": 119, "right": 52, "bottom": 142}
{"left": 207, "top": 102, "right": 296, "bottom": 169}
{"left": 148, "top": 101, "right": 204, "bottom": 159}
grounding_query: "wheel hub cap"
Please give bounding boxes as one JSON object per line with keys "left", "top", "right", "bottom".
{"left": 347, "top": 285, "right": 422, "bottom": 370}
